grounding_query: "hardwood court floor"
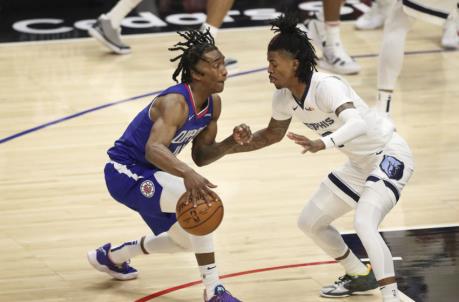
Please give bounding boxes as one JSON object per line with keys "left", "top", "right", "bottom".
{"left": 0, "top": 21, "right": 458, "bottom": 301}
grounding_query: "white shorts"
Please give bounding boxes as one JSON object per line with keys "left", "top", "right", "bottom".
{"left": 402, "top": 0, "right": 457, "bottom": 25}
{"left": 323, "top": 133, "right": 414, "bottom": 208}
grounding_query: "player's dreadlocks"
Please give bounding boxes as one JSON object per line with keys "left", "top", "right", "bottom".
{"left": 269, "top": 13, "right": 318, "bottom": 83}
{"left": 169, "top": 29, "right": 217, "bottom": 83}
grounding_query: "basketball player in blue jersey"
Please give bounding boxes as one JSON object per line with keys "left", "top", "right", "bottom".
{"left": 87, "top": 29, "right": 247, "bottom": 302}
{"left": 208, "top": 14, "right": 414, "bottom": 302}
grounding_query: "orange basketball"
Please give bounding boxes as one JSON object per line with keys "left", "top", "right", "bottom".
{"left": 176, "top": 192, "right": 224, "bottom": 236}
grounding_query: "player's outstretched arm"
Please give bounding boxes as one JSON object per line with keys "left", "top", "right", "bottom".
{"left": 192, "top": 114, "right": 291, "bottom": 166}
{"left": 191, "top": 96, "right": 291, "bottom": 166}
{"left": 287, "top": 102, "right": 366, "bottom": 154}
{"left": 228, "top": 117, "right": 291, "bottom": 153}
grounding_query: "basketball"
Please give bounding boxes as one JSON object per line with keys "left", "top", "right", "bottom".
{"left": 175, "top": 192, "right": 224, "bottom": 236}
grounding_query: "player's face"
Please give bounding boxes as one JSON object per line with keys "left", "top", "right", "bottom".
{"left": 267, "top": 50, "right": 298, "bottom": 89}
{"left": 193, "top": 49, "right": 228, "bottom": 93}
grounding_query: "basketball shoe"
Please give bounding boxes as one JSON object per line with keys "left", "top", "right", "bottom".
{"left": 304, "top": 19, "right": 360, "bottom": 75}
{"left": 88, "top": 15, "right": 131, "bottom": 55}
{"left": 441, "top": 14, "right": 459, "bottom": 49}
{"left": 320, "top": 42, "right": 361, "bottom": 75}
{"left": 204, "top": 285, "right": 242, "bottom": 302}
{"left": 320, "top": 264, "right": 379, "bottom": 297}
{"left": 355, "top": 0, "right": 392, "bottom": 30}
{"left": 87, "top": 243, "right": 138, "bottom": 280}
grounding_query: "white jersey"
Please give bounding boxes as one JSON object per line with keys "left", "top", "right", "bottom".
{"left": 272, "top": 72, "right": 394, "bottom": 166}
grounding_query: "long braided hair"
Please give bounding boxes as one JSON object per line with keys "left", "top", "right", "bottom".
{"left": 169, "top": 29, "right": 217, "bottom": 83}
{"left": 269, "top": 13, "right": 318, "bottom": 83}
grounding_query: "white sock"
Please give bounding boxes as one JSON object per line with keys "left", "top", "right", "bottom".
{"left": 109, "top": 233, "right": 188, "bottom": 264}
{"left": 380, "top": 283, "right": 400, "bottom": 302}
{"left": 325, "top": 23, "right": 341, "bottom": 48}
{"left": 109, "top": 239, "right": 143, "bottom": 264}
{"left": 199, "top": 264, "right": 220, "bottom": 297}
{"left": 339, "top": 251, "right": 369, "bottom": 275}
{"left": 377, "top": 90, "right": 393, "bottom": 114}
{"left": 200, "top": 22, "right": 219, "bottom": 40}
{"left": 106, "top": 0, "right": 143, "bottom": 28}
{"left": 143, "top": 233, "right": 189, "bottom": 253}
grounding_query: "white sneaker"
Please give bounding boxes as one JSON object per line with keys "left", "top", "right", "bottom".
{"left": 355, "top": 2, "right": 388, "bottom": 30}
{"left": 319, "top": 43, "right": 361, "bottom": 75}
{"left": 303, "top": 18, "right": 326, "bottom": 52}
{"left": 303, "top": 19, "right": 360, "bottom": 75}
{"left": 441, "top": 15, "right": 459, "bottom": 49}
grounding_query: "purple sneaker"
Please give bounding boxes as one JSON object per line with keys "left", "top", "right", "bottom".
{"left": 87, "top": 243, "right": 138, "bottom": 280}
{"left": 205, "top": 285, "right": 242, "bottom": 302}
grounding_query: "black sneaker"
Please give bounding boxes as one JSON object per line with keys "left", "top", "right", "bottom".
{"left": 320, "top": 265, "right": 379, "bottom": 298}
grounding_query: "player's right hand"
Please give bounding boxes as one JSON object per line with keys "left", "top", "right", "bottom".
{"left": 182, "top": 169, "right": 218, "bottom": 207}
{"left": 287, "top": 132, "right": 325, "bottom": 153}
{"left": 233, "top": 123, "right": 252, "bottom": 145}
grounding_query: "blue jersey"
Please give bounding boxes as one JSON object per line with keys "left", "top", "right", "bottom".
{"left": 107, "top": 83, "right": 214, "bottom": 168}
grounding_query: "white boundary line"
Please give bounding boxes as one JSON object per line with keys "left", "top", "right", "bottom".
{"left": 0, "top": 19, "right": 356, "bottom": 47}
{"left": 0, "top": 24, "right": 273, "bottom": 47}
{"left": 361, "top": 257, "right": 403, "bottom": 261}
{"left": 341, "top": 222, "right": 459, "bottom": 235}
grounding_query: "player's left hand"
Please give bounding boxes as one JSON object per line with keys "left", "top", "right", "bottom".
{"left": 233, "top": 123, "right": 252, "bottom": 145}
{"left": 287, "top": 132, "right": 325, "bottom": 153}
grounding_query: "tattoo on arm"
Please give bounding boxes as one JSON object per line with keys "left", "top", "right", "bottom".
{"left": 192, "top": 134, "right": 237, "bottom": 166}
{"left": 192, "top": 118, "right": 291, "bottom": 166}
{"left": 229, "top": 118, "right": 291, "bottom": 153}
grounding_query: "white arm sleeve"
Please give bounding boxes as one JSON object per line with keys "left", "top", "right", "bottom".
{"left": 315, "top": 77, "right": 366, "bottom": 149}
{"left": 320, "top": 109, "right": 367, "bottom": 149}
{"left": 271, "top": 89, "right": 293, "bottom": 121}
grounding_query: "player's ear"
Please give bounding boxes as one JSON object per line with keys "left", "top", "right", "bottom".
{"left": 191, "top": 68, "right": 204, "bottom": 82}
{"left": 293, "top": 59, "right": 300, "bottom": 71}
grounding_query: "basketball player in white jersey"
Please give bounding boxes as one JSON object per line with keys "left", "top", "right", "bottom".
{"left": 376, "top": 0, "right": 458, "bottom": 114}
{"left": 209, "top": 13, "right": 415, "bottom": 302}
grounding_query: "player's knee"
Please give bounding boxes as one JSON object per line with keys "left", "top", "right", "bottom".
{"left": 354, "top": 213, "right": 375, "bottom": 240}
{"left": 297, "top": 213, "right": 316, "bottom": 235}
{"left": 168, "top": 224, "right": 192, "bottom": 251}
{"left": 297, "top": 205, "right": 326, "bottom": 236}
{"left": 298, "top": 191, "right": 335, "bottom": 236}
{"left": 171, "top": 237, "right": 192, "bottom": 251}
{"left": 353, "top": 214, "right": 367, "bottom": 234}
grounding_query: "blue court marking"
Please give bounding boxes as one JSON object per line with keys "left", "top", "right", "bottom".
{"left": 0, "top": 48, "right": 455, "bottom": 145}
{"left": 0, "top": 91, "right": 161, "bottom": 144}
{"left": 0, "top": 67, "right": 266, "bottom": 145}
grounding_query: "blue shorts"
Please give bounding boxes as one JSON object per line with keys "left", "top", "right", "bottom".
{"left": 104, "top": 161, "right": 177, "bottom": 235}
